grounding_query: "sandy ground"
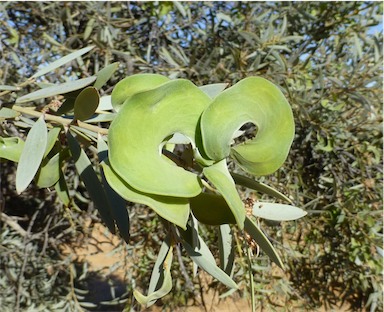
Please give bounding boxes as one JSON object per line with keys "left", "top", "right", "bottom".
{"left": 61, "top": 222, "right": 351, "bottom": 312}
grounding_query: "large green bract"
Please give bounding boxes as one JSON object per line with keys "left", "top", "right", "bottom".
{"left": 107, "top": 74, "right": 295, "bottom": 228}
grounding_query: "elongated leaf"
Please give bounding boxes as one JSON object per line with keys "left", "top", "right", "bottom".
{"left": 181, "top": 233, "right": 238, "bottom": 289}
{"left": 252, "top": 202, "right": 307, "bottom": 221}
{"left": 97, "top": 95, "right": 113, "bottom": 111}
{"left": 203, "top": 159, "right": 245, "bottom": 228}
{"left": 0, "top": 107, "right": 20, "bottom": 119}
{"left": 0, "top": 137, "right": 25, "bottom": 162}
{"left": 93, "top": 62, "right": 119, "bottom": 90}
{"left": 148, "top": 236, "right": 171, "bottom": 295}
{"left": 134, "top": 246, "right": 173, "bottom": 307}
{"left": 74, "top": 87, "right": 100, "bottom": 121}
{"left": 201, "top": 77, "right": 294, "bottom": 176}
{"left": 231, "top": 173, "right": 292, "bottom": 203}
{"left": 102, "top": 159, "right": 190, "bottom": 229}
{"left": 198, "top": 83, "right": 228, "bottom": 99}
{"left": 219, "top": 224, "right": 235, "bottom": 276}
{"left": 16, "top": 76, "right": 96, "bottom": 104}
{"left": 44, "top": 127, "right": 61, "bottom": 158}
{"left": 36, "top": 152, "right": 61, "bottom": 188}
{"left": 244, "top": 216, "right": 284, "bottom": 269}
{"left": 32, "top": 46, "right": 95, "bottom": 78}
{"left": 16, "top": 116, "right": 47, "bottom": 193}
{"left": 55, "top": 170, "right": 70, "bottom": 206}
{"left": 66, "top": 130, "right": 115, "bottom": 233}
{"left": 0, "top": 85, "right": 20, "bottom": 91}
{"left": 97, "top": 135, "right": 130, "bottom": 243}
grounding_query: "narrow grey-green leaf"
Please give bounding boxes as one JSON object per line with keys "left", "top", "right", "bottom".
{"left": 93, "top": 62, "right": 119, "bottom": 90}
{"left": 66, "top": 130, "right": 115, "bottom": 233}
{"left": 148, "top": 236, "right": 171, "bottom": 295}
{"left": 0, "top": 85, "right": 20, "bottom": 91}
{"left": 32, "top": 46, "right": 95, "bottom": 78}
{"left": 0, "top": 107, "right": 20, "bottom": 119}
{"left": 218, "top": 224, "right": 235, "bottom": 276}
{"left": 36, "top": 153, "right": 61, "bottom": 188}
{"left": 44, "top": 127, "right": 61, "bottom": 158}
{"left": 252, "top": 202, "right": 307, "bottom": 221}
{"left": 133, "top": 246, "right": 173, "bottom": 307}
{"left": 244, "top": 216, "right": 284, "bottom": 269}
{"left": 181, "top": 234, "right": 238, "bottom": 289}
{"left": 16, "top": 76, "right": 96, "bottom": 104}
{"left": 0, "top": 136, "right": 25, "bottom": 162}
{"left": 198, "top": 83, "right": 228, "bottom": 99}
{"left": 74, "top": 87, "right": 100, "bottom": 121}
{"left": 55, "top": 170, "right": 70, "bottom": 206}
{"left": 16, "top": 116, "right": 47, "bottom": 193}
{"left": 232, "top": 173, "right": 292, "bottom": 204}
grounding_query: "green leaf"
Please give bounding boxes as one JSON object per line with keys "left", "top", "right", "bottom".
{"left": 31, "top": 46, "right": 95, "bottom": 78}
{"left": 244, "top": 216, "right": 284, "bottom": 269}
{"left": 66, "top": 130, "right": 115, "bottom": 233}
{"left": 190, "top": 192, "right": 236, "bottom": 225}
{"left": 0, "top": 108, "right": 20, "bottom": 119}
{"left": 97, "top": 95, "right": 113, "bottom": 111}
{"left": 83, "top": 18, "right": 96, "bottom": 41}
{"left": 101, "top": 159, "right": 190, "bottom": 229}
{"left": 231, "top": 173, "right": 292, "bottom": 203}
{"left": 36, "top": 152, "right": 61, "bottom": 188}
{"left": 109, "top": 78, "right": 211, "bottom": 197}
{"left": 55, "top": 170, "right": 70, "bottom": 206}
{"left": 203, "top": 159, "right": 245, "bottom": 229}
{"left": 93, "top": 62, "right": 119, "bottom": 90}
{"left": 0, "top": 137, "right": 25, "bottom": 162}
{"left": 97, "top": 135, "right": 130, "bottom": 243}
{"left": 44, "top": 127, "right": 61, "bottom": 158}
{"left": 111, "top": 73, "right": 170, "bottom": 112}
{"left": 134, "top": 246, "right": 173, "bottom": 307}
{"left": 198, "top": 83, "right": 228, "bottom": 99}
{"left": 0, "top": 85, "right": 20, "bottom": 91}
{"left": 148, "top": 236, "right": 171, "bottom": 295}
{"left": 252, "top": 202, "right": 307, "bottom": 221}
{"left": 16, "top": 116, "right": 47, "bottom": 193}
{"left": 74, "top": 87, "right": 100, "bottom": 121}
{"left": 181, "top": 232, "right": 238, "bottom": 289}
{"left": 16, "top": 76, "right": 96, "bottom": 104}
{"left": 201, "top": 77, "right": 295, "bottom": 176}
{"left": 218, "top": 224, "right": 235, "bottom": 276}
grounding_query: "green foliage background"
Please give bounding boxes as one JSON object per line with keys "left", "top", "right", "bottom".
{"left": 0, "top": 1, "right": 382, "bottom": 311}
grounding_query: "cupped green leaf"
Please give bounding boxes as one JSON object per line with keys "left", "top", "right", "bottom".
{"left": 16, "top": 116, "right": 47, "bottom": 193}
{"left": 190, "top": 192, "right": 236, "bottom": 225}
{"left": 16, "top": 76, "right": 96, "bottom": 104}
{"left": 111, "top": 73, "right": 170, "bottom": 112}
{"left": 101, "top": 159, "right": 190, "bottom": 229}
{"left": 252, "top": 202, "right": 307, "bottom": 221}
{"left": 93, "top": 62, "right": 119, "bottom": 90}
{"left": 203, "top": 159, "right": 245, "bottom": 229}
{"left": 36, "top": 152, "right": 61, "bottom": 188}
{"left": 109, "top": 79, "right": 211, "bottom": 197}
{"left": 201, "top": 77, "right": 295, "bottom": 176}
{"left": 0, "top": 137, "right": 25, "bottom": 162}
{"left": 244, "top": 216, "right": 284, "bottom": 269}
{"left": 74, "top": 86, "right": 100, "bottom": 121}
{"left": 66, "top": 130, "right": 115, "bottom": 234}
{"left": 31, "top": 46, "right": 95, "bottom": 78}
{"left": 133, "top": 245, "right": 173, "bottom": 307}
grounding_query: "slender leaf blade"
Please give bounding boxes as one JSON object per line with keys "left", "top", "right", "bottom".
{"left": 32, "top": 46, "right": 95, "bottom": 78}
{"left": 16, "top": 116, "right": 47, "bottom": 193}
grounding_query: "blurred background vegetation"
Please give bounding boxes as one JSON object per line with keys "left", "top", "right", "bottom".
{"left": 0, "top": 1, "right": 382, "bottom": 311}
